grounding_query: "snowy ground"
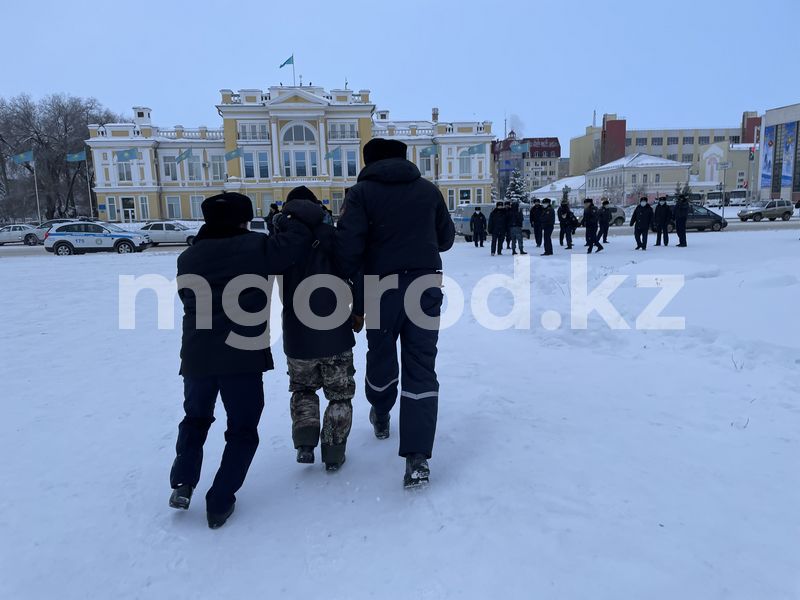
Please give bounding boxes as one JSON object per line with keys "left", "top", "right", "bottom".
{"left": 1, "top": 229, "right": 799, "bottom": 600}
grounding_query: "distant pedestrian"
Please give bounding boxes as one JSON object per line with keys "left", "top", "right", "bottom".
{"left": 653, "top": 197, "right": 671, "bottom": 246}
{"left": 529, "top": 198, "right": 544, "bottom": 248}
{"left": 580, "top": 198, "right": 603, "bottom": 253}
{"left": 469, "top": 206, "right": 487, "bottom": 247}
{"left": 488, "top": 201, "right": 508, "bottom": 256}
{"left": 508, "top": 201, "right": 527, "bottom": 255}
{"left": 674, "top": 195, "right": 690, "bottom": 247}
{"left": 266, "top": 203, "right": 280, "bottom": 235}
{"left": 557, "top": 199, "right": 574, "bottom": 249}
{"left": 540, "top": 198, "right": 556, "bottom": 255}
{"left": 630, "top": 197, "right": 654, "bottom": 250}
{"left": 598, "top": 200, "right": 612, "bottom": 243}
{"left": 504, "top": 202, "right": 513, "bottom": 249}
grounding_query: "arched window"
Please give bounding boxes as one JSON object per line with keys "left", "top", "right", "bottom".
{"left": 282, "top": 124, "right": 316, "bottom": 143}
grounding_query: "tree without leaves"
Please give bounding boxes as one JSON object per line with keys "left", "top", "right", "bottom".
{"left": 0, "top": 94, "right": 124, "bottom": 221}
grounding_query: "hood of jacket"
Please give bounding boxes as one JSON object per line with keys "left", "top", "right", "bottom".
{"left": 357, "top": 158, "right": 421, "bottom": 184}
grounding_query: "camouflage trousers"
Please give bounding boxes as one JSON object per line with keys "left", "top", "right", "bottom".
{"left": 288, "top": 350, "right": 355, "bottom": 464}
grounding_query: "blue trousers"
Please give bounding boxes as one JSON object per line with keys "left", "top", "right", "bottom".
{"left": 365, "top": 274, "right": 442, "bottom": 458}
{"left": 170, "top": 373, "right": 264, "bottom": 513}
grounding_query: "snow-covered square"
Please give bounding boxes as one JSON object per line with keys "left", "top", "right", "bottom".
{"left": 1, "top": 228, "right": 799, "bottom": 600}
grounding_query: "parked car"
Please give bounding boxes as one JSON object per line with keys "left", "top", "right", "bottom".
{"left": 0, "top": 224, "right": 37, "bottom": 245}
{"left": 44, "top": 221, "right": 149, "bottom": 255}
{"left": 651, "top": 203, "right": 728, "bottom": 233}
{"left": 29, "top": 219, "right": 74, "bottom": 244}
{"left": 139, "top": 221, "right": 199, "bottom": 245}
{"left": 249, "top": 217, "right": 268, "bottom": 234}
{"left": 737, "top": 199, "right": 794, "bottom": 222}
{"left": 606, "top": 206, "right": 626, "bottom": 226}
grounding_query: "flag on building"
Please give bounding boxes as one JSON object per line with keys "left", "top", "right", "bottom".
{"left": 115, "top": 148, "right": 138, "bottom": 162}
{"left": 510, "top": 142, "right": 529, "bottom": 153}
{"left": 11, "top": 150, "right": 34, "bottom": 164}
{"left": 466, "top": 143, "right": 486, "bottom": 156}
{"left": 324, "top": 146, "right": 341, "bottom": 160}
{"left": 66, "top": 150, "right": 86, "bottom": 162}
{"left": 279, "top": 55, "right": 294, "bottom": 68}
{"left": 420, "top": 145, "right": 439, "bottom": 157}
{"left": 224, "top": 147, "right": 242, "bottom": 162}
{"left": 176, "top": 148, "right": 193, "bottom": 163}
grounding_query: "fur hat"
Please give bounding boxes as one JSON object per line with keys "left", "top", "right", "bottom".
{"left": 363, "top": 138, "right": 407, "bottom": 165}
{"left": 286, "top": 185, "right": 319, "bottom": 204}
{"left": 201, "top": 192, "right": 253, "bottom": 226}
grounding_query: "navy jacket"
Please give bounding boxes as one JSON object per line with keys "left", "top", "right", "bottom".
{"left": 508, "top": 205, "right": 524, "bottom": 228}
{"left": 557, "top": 204, "right": 574, "bottom": 225}
{"left": 541, "top": 205, "right": 556, "bottom": 229}
{"left": 336, "top": 158, "right": 455, "bottom": 277}
{"left": 177, "top": 220, "right": 312, "bottom": 376}
{"left": 654, "top": 203, "right": 672, "bottom": 225}
{"left": 529, "top": 204, "right": 544, "bottom": 226}
{"left": 630, "top": 204, "right": 655, "bottom": 230}
{"left": 599, "top": 206, "right": 612, "bottom": 226}
{"left": 580, "top": 205, "right": 599, "bottom": 229}
{"left": 674, "top": 199, "right": 690, "bottom": 220}
{"left": 470, "top": 212, "right": 487, "bottom": 234}
{"left": 487, "top": 208, "right": 508, "bottom": 235}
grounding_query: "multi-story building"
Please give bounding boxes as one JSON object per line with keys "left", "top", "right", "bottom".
{"left": 86, "top": 85, "right": 493, "bottom": 222}
{"left": 492, "top": 132, "right": 561, "bottom": 198}
{"left": 585, "top": 153, "right": 691, "bottom": 205}
{"left": 570, "top": 112, "right": 759, "bottom": 196}
{"left": 758, "top": 102, "right": 800, "bottom": 202}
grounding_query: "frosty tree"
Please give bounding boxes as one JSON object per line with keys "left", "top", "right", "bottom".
{"left": 504, "top": 169, "right": 527, "bottom": 203}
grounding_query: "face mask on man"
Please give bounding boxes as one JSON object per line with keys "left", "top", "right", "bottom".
{"left": 659, "top": 200, "right": 666, "bottom": 205}
{"left": 640, "top": 200, "right": 647, "bottom": 207}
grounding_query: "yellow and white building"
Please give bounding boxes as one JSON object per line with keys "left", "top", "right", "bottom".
{"left": 86, "top": 85, "right": 494, "bottom": 222}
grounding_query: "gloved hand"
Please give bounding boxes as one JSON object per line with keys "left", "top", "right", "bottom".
{"left": 282, "top": 199, "right": 324, "bottom": 229}
{"left": 351, "top": 313, "right": 364, "bottom": 333}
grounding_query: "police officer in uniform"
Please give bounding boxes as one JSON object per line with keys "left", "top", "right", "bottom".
{"left": 336, "top": 138, "right": 455, "bottom": 488}
{"left": 557, "top": 199, "right": 574, "bottom": 249}
{"left": 469, "top": 206, "right": 487, "bottom": 247}
{"left": 580, "top": 198, "right": 603, "bottom": 253}
{"left": 487, "top": 201, "right": 507, "bottom": 256}
{"left": 674, "top": 194, "right": 690, "bottom": 247}
{"left": 541, "top": 198, "right": 556, "bottom": 255}
{"left": 630, "top": 196, "right": 654, "bottom": 250}
{"left": 653, "top": 196, "right": 671, "bottom": 246}
{"left": 598, "top": 200, "right": 612, "bottom": 243}
{"left": 529, "top": 198, "right": 544, "bottom": 248}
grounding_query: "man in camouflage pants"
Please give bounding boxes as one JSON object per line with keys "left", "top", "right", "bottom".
{"left": 288, "top": 350, "right": 355, "bottom": 468}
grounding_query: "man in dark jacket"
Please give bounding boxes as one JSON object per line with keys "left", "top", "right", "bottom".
{"left": 335, "top": 138, "right": 455, "bottom": 488}
{"left": 580, "top": 198, "right": 604, "bottom": 253}
{"left": 469, "top": 206, "right": 487, "bottom": 247}
{"left": 557, "top": 199, "right": 574, "bottom": 249}
{"left": 653, "top": 197, "right": 671, "bottom": 246}
{"left": 630, "top": 197, "right": 655, "bottom": 250}
{"left": 487, "top": 201, "right": 507, "bottom": 256}
{"left": 540, "top": 198, "right": 556, "bottom": 255}
{"left": 508, "top": 201, "right": 526, "bottom": 255}
{"left": 170, "top": 192, "right": 322, "bottom": 529}
{"left": 674, "top": 195, "right": 690, "bottom": 247}
{"left": 278, "top": 186, "right": 361, "bottom": 472}
{"left": 598, "top": 200, "right": 612, "bottom": 243}
{"left": 529, "top": 198, "right": 544, "bottom": 247}
{"left": 266, "top": 202, "right": 280, "bottom": 235}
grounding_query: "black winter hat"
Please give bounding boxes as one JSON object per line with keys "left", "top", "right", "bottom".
{"left": 543, "top": 198, "right": 551, "bottom": 204}
{"left": 602, "top": 199, "right": 609, "bottom": 205}
{"left": 363, "top": 138, "right": 407, "bottom": 165}
{"left": 584, "top": 198, "right": 593, "bottom": 204}
{"left": 201, "top": 192, "right": 254, "bottom": 226}
{"left": 532, "top": 198, "right": 541, "bottom": 204}
{"left": 640, "top": 197, "right": 648, "bottom": 203}
{"left": 286, "top": 185, "right": 319, "bottom": 204}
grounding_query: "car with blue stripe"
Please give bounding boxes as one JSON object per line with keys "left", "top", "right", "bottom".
{"left": 44, "top": 221, "right": 150, "bottom": 255}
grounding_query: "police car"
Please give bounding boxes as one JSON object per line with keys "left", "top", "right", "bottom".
{"left": 44, "top": 221, "right": 150, "bottom": 255}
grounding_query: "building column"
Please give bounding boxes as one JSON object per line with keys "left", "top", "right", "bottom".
{"left": 318, "top": 121, "right": 329, "bottom": 176}
{"left": 271, "top": 121, "right": 280, "bottom": 178}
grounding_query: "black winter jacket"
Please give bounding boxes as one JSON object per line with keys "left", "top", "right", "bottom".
{"left": 599, "top": 206, "right": 612, "bottom": 226}
{"left": 336, "top": 158, "right": 455, "bottom": 277}
{"left": 630, "top": 204, "right": 655, "bottom": 230}
{"left": 470, "top": 212, "right": 487, "bottom": 234}
{"left": 580, "top": 205, "right": 599, "bottom": 229}
{"left": 177, "top": 218, "right": 313, "bottom": 376}
{"left": 529, "top": 204, "right": 544, "bottom": 226}
{"left": 557, "top": 205, "right": 574, "bottom": 225}
{"left": 674, "top": 199, "right": 690, "bottom": 220}
{"left": 508, "top": 206, "right": 524, "bottom": 228}
{"left": 488, "top": 208, "right": 508, "bottom": 235}
{"left": 654, "top": 203, "right": 672, "bottom": 225}
{"left": 541, "top": 205, "right": 556, "bottom": 229}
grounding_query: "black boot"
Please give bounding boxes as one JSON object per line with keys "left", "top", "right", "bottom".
{"left": 325, "top": 454, "right": 346, "bottom": 472}
{"left": 207, "top": 504, "right": 235, "bottom": 530}
{"left": 404, "top": 454, "right": 430, "bottom": 489}
{"left": 369, "top": 407, "right": 390, "bottom": 440}
{"left": 520, "top": 250, "right": 527, "bottom": 255}
{"left": 512, "top": 249, "right": 517, "bottom": 255}
{"left": 169, "top": 484, "right": 194, "bottom": 510}
{"left": 296, "top": 446, "right": 315, "bottom": 464}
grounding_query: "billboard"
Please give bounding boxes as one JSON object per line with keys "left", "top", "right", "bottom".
{"left": 760, "top": 125, "right": 775, "bottom": 189}
{"left": 782, "top": 122, "right": 796, "bottom": 188}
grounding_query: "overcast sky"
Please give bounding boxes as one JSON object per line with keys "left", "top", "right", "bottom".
{"left": 2, "top": 0, "right": 798, "bottom": 156}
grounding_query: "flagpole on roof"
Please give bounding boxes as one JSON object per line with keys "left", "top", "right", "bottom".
{"left": 292, "top": 53, "right": 296, "bottom": 86}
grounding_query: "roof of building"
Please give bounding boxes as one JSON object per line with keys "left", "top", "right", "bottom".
{"left": 492, "top": 136, "right": 561, "bottom": 155}
{"left": 531, "top": 175, "right": 586, "bottom": 195}
{"left": 587, "top": 153, "right": 690, "bottom": 174}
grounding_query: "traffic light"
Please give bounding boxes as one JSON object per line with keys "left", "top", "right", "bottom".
{"left": 749, "top": 147, "right": 755, "bottom": 161}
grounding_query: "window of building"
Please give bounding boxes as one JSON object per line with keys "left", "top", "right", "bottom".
{"left": 459, "top": 151, "right": 471, "bottom": 176}
{"left": 190, "top": 195, "right": 204, "bottom": 219}
{"left": 106, "top": 197, "right": 117, "bottom": 221}
{"left": 625, "top": 138, "right": 632, "bottom": 147}
{"left": 651, "top": 137, "right": 663, "bottom": 146}
{"left": 459, "top": 189, "right": 471, "bottom": 203}
{"left": 257, "top": 152, "right": 269, "bottom": 178}
{"left": 683, "top": 136, "right": 695, "bottom": 144}
{"left": 282, "top": 124, "right": 316, "bottom": 143}
{"left": 642, "top": 174, "right": 648, "bottom": 184}
{"left": 447, "top": 189, "right": 455, "bottom": 211}
{"left": 631, "top": 174, "right": 637, "bottom": 184}
{"left": 476, "top": 188, "right": 483, "bottom": 203}
{"left": 698, "top": 136, "right": 710, "bottom": 145}
{"left": 667, "top": 154, "right": 678, "bottom": 161}
{"left": 238, "top": 122, "right": 268, "bottom": 141}
{"left": 420, "top": 156, "right": 432, "bottom": 174}
{"left": 283, "top": 151, "right": 291, "bottom": 177}
{"left": 138, "top": 196, "right": 149, "bottom": 220}
{"left": 636, "top": 137, "right": 647, "bottom": 146}
{"left": 166, "top": 196, "right": 181, "bottom": 219}
{"left": 332, "top": 152, "right": 343, "bottom": 177}
{"left": 667, "top": 137, "right": 679, "bottom": 145}
{"left": 187, "top": 155, "right": 202, "bottom": 181}
{"left": 655, "top": 173, "right": 661, "bottom": 183}
{"left": 328, "top": 122, "right": 358, "bottom": 140}
{"left": 331, "top": 190, "right": 344, "bottom": 216}
{"left": 162, "top": 156, "right": 177, "bottom": 181}
{"left": 211, "top": 155, "right": 225, "bottom": 181}
{"left": 682, "top": 153, "right": 693, "bottom": 162}
{"left": 294, "top": 151, "right": 307, "bottom": 177}
{"left": 346, "top": 149, "right": 357, "bottom": 177}
{"left": 730, "top": 136, "right": 740, "bottom": 144}
{"left": 310, "top": 151, "right": 318, "bottom": 176}
{"left": 117, "top": 162, "right": 132, "bottom": 182}
{"left": 713, "top": 135, "right": 725, "bottom": 143}
{"left": 243, "top": 153, "right": 255, "bottom": 178}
